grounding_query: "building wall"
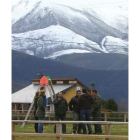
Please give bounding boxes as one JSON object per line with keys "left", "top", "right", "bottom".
{"left": 62, "top": 85, "right": 76, "bottom": 103}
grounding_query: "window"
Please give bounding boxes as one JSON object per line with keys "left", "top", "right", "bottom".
{"left": 76, "top": 87, "right": 81, "bottom": 91}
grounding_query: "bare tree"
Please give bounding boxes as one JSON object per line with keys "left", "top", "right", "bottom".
{"left": 118, "top": 99, "right": 128, "bottom": 112}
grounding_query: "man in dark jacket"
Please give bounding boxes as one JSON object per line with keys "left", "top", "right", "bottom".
{"left": 91, "top": 90, "right": 102, "bottom": 134}
{"left": 33, "top": 91, "right": 40, "bottom": 133}
{"left": 35, "top": 87, "right": 47, "bottom": 133}
{"left": 69, "top": 90, "right": 82, "bottom": 134}
{"left": 53, "top": 92, "right": 68, "bottom": 134}
{"left": 78, "top": 88, "right": 93, "bottom": 134}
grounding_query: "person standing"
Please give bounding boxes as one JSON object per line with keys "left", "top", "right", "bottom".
{"left": 69, "top": 90, "right": 82, "bottom": 134}
{"left": 35, "top": 86, "right": 47, "bottom": 133}
{"left": 53, "top": 92, "right": 68, "bottom": 134}
{"left": 91, "top": 90, "right": 102, "bottom": 134}
{"left": 33, "top": 91, "right": 40, "bottom": 133}
{"left": 78, "top": 88, "right": 93, "bottom": 134}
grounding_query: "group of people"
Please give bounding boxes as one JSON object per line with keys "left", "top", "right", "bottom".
{"left": 69, "top": 89, "right": 102, "bottom": 134}
{"left": 33, "top": 87, "right": 102, "bottom": 134}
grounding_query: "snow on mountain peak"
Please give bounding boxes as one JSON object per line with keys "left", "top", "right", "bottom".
{"left": 101, "top": 36, "right": 128, "bottom": 55}
{"left": 12, "top": 0, "right": 128, "bottom": 57}
{"left": 12, "top": 25, "right": 105, "bottom": 58}
{"left": 12, "top": 0, "right": 128, "bottom": 31}
{"left": 12, "top": 25, "right": 99, "bottom": 46}
{"left": 44, "top": 49, "right": 93, "bottom": 59}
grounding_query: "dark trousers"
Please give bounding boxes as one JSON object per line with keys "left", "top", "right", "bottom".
{"left": 80, "top": 109, "right": 92, "bottom": 134}
{"left": 34, "top": 117, "right": 38, "bottom": 133}
{"left": 93, "top": 113, "right": 102, "bottom": 133}
{"left": 73, "top": 111, "right": 82, "bottom": 133}
{"left": 54, "top": 114, "right": 66, "bottom": 133}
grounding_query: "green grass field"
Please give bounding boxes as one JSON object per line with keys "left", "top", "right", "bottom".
{"left": 14, "top": 124, "right": 128, "bottom": 140}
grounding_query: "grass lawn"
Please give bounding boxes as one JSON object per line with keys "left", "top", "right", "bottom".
{"left": 14, "top": 123, "right": 128, "bottom": 140}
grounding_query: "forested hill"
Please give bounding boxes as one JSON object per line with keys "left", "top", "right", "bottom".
{"left": 55, "top": 53, "right": 128, "bottom": 70}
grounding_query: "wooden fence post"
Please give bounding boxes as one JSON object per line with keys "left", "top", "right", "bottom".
{"left": 21, "top": 104, "right": 24, "bottom": 113}
{"left": 14, "top": 104, "right": 17, "bottom": 113}
{"left": 56, "top": 123, "right": 62, "bottom": 140}
{"left": 105, "top": 124, "right": 110, "bottom": 140}
{"left": 104, "top": 113, "right": 107, "bottom": 121}
{"left": 12, "top": 122, "right": 15, "bottom": 140}
{"left": 124, "top": 114, "right": 127, "bottom": 122}
{"left": 17, "top": 111, "right": 20, "bottom": 120}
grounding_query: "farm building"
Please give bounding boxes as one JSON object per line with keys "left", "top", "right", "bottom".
{"left": 12, "top": 77, "right": 91, "bottom": 112}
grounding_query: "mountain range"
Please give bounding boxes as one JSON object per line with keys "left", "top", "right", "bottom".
{"left": 12, "top": 0, "right": 128, "bottom": 107}
{"left": 12, "top": 0, "right": 128, "bottom": 58}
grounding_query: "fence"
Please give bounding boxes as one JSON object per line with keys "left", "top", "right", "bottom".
{"left": 12, "top": 110, "right": 128, "bottom": 122}
{"left": 102, "top": 112, "right": 128, "bottom": 122}
{"left": 12, "top": 120, "right": 128, "bottom": 140}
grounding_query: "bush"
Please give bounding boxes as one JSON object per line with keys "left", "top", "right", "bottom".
{"left": 102, "top": 98, "right": 118, "bottom": 111}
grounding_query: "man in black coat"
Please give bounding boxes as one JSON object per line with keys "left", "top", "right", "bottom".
{"left": 35, "top": 87, "right": 47, "bottom": 133}
{"left": 33, "top": 91, "right": 40, "bottom": 133}
{"left": 53, "top": 92, "right": 68, "bottom": 134}
{"left": 69, "top": 90, "right": 82, "bottom": 134}
{"left": 91, "top": 90, "right": 102, "bottom": 134}
{"left": 78, "top": 88, "right": 93, "bottom": 134}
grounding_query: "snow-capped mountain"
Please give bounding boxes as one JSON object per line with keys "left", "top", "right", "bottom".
{"left": 12, "top": 25, "right": 104, "bottom": 57}
{"left": 12, "top": 0, "right": 128, "bottom": 58}
{"left": 101, "top": 36, "right": 128, "bottom": 55}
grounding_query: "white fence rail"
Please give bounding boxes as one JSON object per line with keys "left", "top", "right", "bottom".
{"left": 12, "top": 120, "right": 128, "bottom": 140}
{"left": 12, "top": 110, "right": 128, "bottom": 122}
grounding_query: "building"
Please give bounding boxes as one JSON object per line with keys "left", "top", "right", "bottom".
{"left": 12, "top": 78, "right": 91, "bottom": 112}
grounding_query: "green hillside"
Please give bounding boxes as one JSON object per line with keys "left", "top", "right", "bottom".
{"left": 55, "top": 53, "right": 128, "bottom": 70}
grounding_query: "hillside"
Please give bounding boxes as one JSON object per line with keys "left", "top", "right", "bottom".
{"left": 12, "top": 50, "right": 128, "bottom": 105}
{"left": 54, "top": 53, "right": 128, "bottom": 70}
